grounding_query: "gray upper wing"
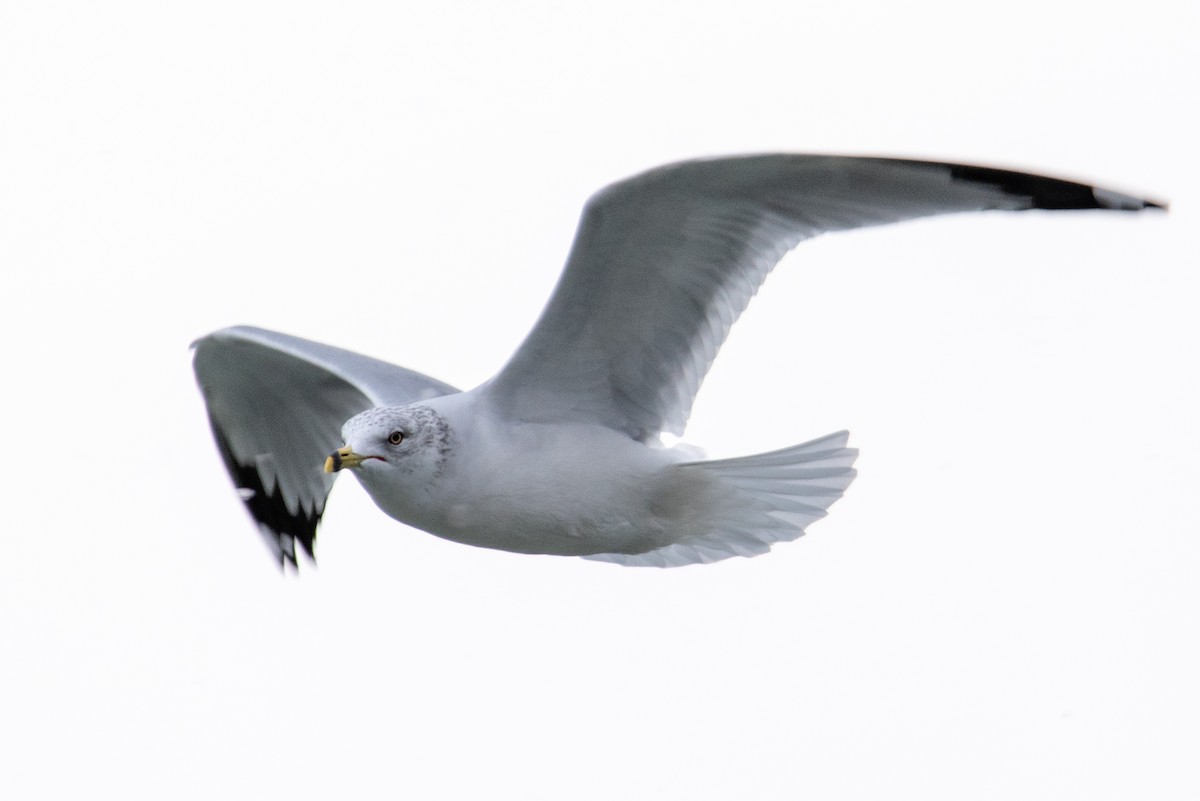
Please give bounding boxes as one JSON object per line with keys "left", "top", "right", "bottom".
{"left": 192, "top": 326, "right": 458, "bottom": 565}
{"left": 481, "top": 155, "right": 1161, "bottom": 441}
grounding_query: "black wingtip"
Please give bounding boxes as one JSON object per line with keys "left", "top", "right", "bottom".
{"left": 946, "top": 163, "right": 1164, "bottom": 213}
{"left": 209, "top": 422, "right": 321, "bottom": 569}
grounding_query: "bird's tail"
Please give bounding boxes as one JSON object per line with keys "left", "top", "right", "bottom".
{"left": 583, "top": 431, "right": 858, "bottom": 567}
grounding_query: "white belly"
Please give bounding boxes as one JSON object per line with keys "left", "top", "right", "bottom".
{"left": 372, "top": 420, "right": 710, "bottom": 557}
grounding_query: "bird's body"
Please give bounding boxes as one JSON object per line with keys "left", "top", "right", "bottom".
{"left": 331, "top": 390, "right": 856, "bottom": 565}
{"left": 192, "top": 154, "right": 1162, "bottom": 568}
{"left": 353, "top": 392, "right": 689, "bottom": 556}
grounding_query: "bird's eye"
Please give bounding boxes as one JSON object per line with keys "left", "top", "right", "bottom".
{"left": 388, "top": 430, "right": 405, "bottom": 446}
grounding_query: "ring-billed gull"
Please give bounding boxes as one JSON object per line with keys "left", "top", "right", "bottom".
{"left": 192, "top": 155, "right": 1163, "bottom": 568}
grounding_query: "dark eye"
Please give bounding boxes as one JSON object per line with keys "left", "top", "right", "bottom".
{"left": 388, "top": 430, "right": 405, "bottom": 446}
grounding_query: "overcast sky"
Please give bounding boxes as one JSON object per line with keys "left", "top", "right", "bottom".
{"left": 2, "top": 2, "right": 1196, "bottom": 799}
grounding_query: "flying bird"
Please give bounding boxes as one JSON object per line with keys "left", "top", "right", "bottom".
{"left": 192, "top": 155, "right": 1163, "bottom": 568}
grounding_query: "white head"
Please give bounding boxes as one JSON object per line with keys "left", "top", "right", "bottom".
{"left": 324, "top": 404, "right": 453, "bottom": 518}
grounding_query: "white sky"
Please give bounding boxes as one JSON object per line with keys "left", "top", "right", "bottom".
{"left": 2, "top": 2, "right": 1196, "bottom": 799}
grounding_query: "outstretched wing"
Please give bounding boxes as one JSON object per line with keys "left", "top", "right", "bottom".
{"left": 192, "top": 326, "right": 458, "bottom": 565}
{"left": 482, "top": 155, "right": 1162, "bottom": 441}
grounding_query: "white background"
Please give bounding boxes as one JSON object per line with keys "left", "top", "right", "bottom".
{"left": 1, "top": 2, "right": 1195, "bottom": 799}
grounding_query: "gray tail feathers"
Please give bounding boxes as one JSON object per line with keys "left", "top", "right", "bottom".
{"left": 584, "top": 431, "right": 858, "bottom": 567}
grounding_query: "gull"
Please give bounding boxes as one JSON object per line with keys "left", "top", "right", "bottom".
{"left": 192, "top": 155, "right": 1162, "bottom": 568}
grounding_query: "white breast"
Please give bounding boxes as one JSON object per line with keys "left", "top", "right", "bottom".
{"left": 425, "top": 405, "right": 703, "bottom": 555}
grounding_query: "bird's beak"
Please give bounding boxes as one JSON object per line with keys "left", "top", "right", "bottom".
{"left": 324, "top": 445, "right": 368, "bottom": 473}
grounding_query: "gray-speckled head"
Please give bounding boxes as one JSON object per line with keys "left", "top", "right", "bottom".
{"left": 335, "top": 404, "right": 452, "bottom": 480}
{"left": 324, "top": 404, "right": 456, "bottom": 532}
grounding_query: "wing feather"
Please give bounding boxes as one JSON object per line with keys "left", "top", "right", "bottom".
{"left": 192, "top": 326, "right": 457, "bottom": 565}
{"left": 483, "top": 155, "right": 1161, "bottom": 441}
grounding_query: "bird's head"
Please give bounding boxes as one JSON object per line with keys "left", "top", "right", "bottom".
{"left": 325, "top": 404, "right": 452, "bottom": 501}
